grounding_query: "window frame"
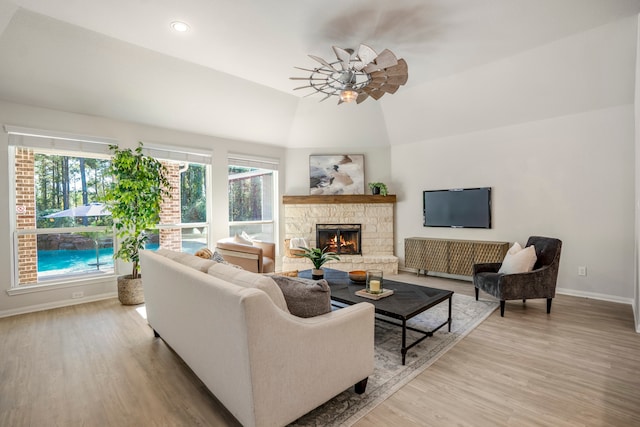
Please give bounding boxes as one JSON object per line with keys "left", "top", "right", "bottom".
{"left": 142, "top": 142, "right": 214, "bottom": 254}
{"left": 227, "top": 154, "right": 279, "bottom": 247}
{"left": 6, "top": 127, "right": 117, "bottom": 291}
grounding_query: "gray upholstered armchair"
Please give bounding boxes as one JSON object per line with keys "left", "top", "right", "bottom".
{"left": 473, "top": 236, "right": 562, "bottom": 317}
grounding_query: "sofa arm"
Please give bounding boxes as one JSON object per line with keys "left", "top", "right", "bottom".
{"left": 243, "top": 298, "right": 375, "bottom": 426}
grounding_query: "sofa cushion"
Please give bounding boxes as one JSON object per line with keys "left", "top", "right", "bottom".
{"left": 269, "top": 275, "right": 331, "bottom": 318}
{"left": 164, "top": 251, "right": 218, "bottom": 273}
{"left": 154, "top": 249, "right": 218, "bottom": 273}
{"left": 208, "top": 262, "right": 289, "bottom": 313}
{"left": 498, "top": 244, "right": 537, "bottom": 274}
{"left": 155, "top": 248, "right": 183, "bottom": 260}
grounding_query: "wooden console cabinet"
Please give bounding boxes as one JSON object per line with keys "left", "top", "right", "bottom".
{"left": 404, "top": 237, "right": 509, "bottom": 276}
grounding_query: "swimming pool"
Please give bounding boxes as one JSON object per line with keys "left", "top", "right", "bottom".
{"left": 37, "top": 241, "right": 205, "bottom": 278}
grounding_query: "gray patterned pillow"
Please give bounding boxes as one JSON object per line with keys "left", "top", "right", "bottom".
{"left": 212, "top": 250, "right": 226, "bottom": 263}
{"left": 269, "top": 275, "right": 331, "bottom": 318}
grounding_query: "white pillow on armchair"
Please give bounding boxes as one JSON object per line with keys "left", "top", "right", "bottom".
{"left": 498, "top": 242, "right": 537, "bottom": 274}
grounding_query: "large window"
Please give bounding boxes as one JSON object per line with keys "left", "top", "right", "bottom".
{"left": 143, "top": 144, "right": 212, "bottom": 255}
{"left": 8, "top": 128, "right": 116, "bottom": 286}
{"left": 228, "top": 155, "right": 278, "bottom": 243}
{"left": 8, "top": 128, "right": 214, "bottom": 289}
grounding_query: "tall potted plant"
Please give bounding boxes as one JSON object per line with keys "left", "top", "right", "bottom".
{"left": 296, "top": 246, "right": 340, "bottom": 279}
{"left": 104, "top": 142, "right": 171, "bottom": 305}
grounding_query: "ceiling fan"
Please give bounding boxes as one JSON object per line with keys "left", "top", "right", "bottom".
{"left": 290, "top": 44, "right": 409, "bottom": 104}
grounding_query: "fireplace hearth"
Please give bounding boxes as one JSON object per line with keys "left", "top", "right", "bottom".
{"left": 316, "top": 224, "right": 361, "bottom": 255}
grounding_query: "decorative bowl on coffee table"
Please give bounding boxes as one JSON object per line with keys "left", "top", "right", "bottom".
{"left": 348, "top": 270, "right": 367, "bottom": 284}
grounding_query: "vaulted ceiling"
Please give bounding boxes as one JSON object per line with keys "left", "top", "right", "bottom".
{"left": 0, "top": 0, "right": 639, "bottom": 147}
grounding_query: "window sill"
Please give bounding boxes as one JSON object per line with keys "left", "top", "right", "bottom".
{"left": 7, "top": 274, "right": 116, "bottom": 296}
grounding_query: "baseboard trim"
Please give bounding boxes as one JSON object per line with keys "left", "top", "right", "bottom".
{"left": 0, "top": 292, "right": 117, "bottom": 319}
{"left": 398, "top": 267, "right": 633, "bottom": 306}
{"left": 555, "top": 287, "right": 634, "bottom": 306}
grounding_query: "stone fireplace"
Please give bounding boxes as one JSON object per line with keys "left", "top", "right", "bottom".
{"left": 282, "top": 195, "right": 398, "bottom": 274}
{"left": 317, "top": 224, "right": 361, "bottom": 255}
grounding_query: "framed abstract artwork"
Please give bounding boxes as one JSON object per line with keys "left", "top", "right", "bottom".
{"left": 309, "top": 154, "right": 364, "bottom": 195}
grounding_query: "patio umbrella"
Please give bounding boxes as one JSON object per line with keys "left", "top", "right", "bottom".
{"left": 44, "top": 202, "right": 110, "bottom": 218}
{"left": 44, "top": 203, "right": 111, "bottom": 269}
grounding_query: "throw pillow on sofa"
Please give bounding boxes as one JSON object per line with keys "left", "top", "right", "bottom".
{"left": 269, "top": 275, "right": 331, "bottom": 318}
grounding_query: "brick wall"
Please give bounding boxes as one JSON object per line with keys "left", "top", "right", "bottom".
{"left": 15, "top": 148, "right": 37, "bottom": 285}
{"left": 159, "top": 161, "right": 182, "bottom": 251}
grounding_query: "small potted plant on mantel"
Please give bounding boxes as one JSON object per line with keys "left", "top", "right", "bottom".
{"left": 368, "top": 182, "right": 388, "bottom": 196}
{"left": 296, "top": 246, "right": 340, "bottom": 279}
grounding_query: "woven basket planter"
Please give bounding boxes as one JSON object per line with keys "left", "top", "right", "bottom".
{"left": 117, "top": 275, "right": 144, "bottom": 305}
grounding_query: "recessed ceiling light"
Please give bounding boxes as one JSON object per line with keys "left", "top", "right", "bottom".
{"left": 170, "top": 21, "right": 190, "bottom": 33}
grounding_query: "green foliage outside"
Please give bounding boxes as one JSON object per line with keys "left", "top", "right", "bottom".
{"left": 35, "top": 153, "right": 112, "bottom": 228}
{"left": 181, "top": 163, "right": 207, "bottom": 223}
{"left": 229, "top": 166, "right": 265, "bottom": 221}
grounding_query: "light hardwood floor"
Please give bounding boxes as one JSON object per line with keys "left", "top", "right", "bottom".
{"left": 1, "top": 273, "right": 639, "bottom": 426}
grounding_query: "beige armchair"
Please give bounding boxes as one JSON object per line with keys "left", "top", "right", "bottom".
{"left": 215, "top": 237, "right": 275, "bottom": 273}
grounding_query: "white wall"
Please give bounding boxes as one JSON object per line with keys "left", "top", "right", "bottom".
{"left": 0, "top": 100, "right": 286, "bottom": 317}
{"left": 392, "top": 105, "right": 634, "bottom": 301}
{"left": 385, "top": 15, "right": 638, "bottom": 303}
{"left": 287, "top": 97, "right": 390, "bottom": 148}
{"left": 284, "top": 145, "right": 392, "bottom": 196}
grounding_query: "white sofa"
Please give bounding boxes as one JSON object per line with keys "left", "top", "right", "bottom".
{"left": 140, "top": 249, "right": 375, "bottom": 427}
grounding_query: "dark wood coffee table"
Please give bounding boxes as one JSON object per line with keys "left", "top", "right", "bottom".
{"left": 299, "top": 269, "right": 453, "bottom": 365}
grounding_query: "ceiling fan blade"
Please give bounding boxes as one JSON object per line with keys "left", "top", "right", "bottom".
{"left": 289, "top": 77, "right": 328, "bottom": 80}
{"left": 383, "top": 59, "right": 408, "bottom": 76}
{"left": 332, "top": 46, "right": 352, "bottom": 70}
{"left": 294, "top": 66, "right": 333, "bottom": 75}
{"left": 374, "top": 49, "right": 398, "bottom": 69}
{"left": 369, "top": 76, "right": 387, "bottom": 85}
{"left": 368, "top": 89, "right": 386, "bottom": 100}
{"left": 362, "top": 62, "right": 382, "bottom": 74}
{"left": 293, "top": 85, "right": 314, "bottom": 90}
{"left": 308, "top": 54, "right": 337, "bottom": 70}
{"left": 380, "top": 84, "right": 400, "bottom": 94}
{"left": 357, "top": 44, "right": 378, "bottom": 66}
{"left": 319, "top": 93, "right": 334, "bottom": 102}
{"left": 384, "top": 74, "right": 408, "bottom": 86}
{"left": 356, "top": 92, "right": 369, "bottom": 104}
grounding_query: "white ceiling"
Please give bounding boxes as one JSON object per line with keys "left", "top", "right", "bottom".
{"left": 0, "top": 0, "right": 639, "bottom": 146}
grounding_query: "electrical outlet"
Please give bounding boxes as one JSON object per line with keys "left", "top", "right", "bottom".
{"left": 577, "top": 266, "right": 587, "bottom": 276}
{"left": 71, "top": 291, "right": 84, "bottom": 299}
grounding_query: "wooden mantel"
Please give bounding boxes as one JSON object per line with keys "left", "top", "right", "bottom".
{"left": 282, "top": 194, "right": 396, "bottom": 204}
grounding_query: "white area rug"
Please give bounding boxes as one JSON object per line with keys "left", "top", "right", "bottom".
{"left": 289, "top": 293, "right": 499, "bottom": 426}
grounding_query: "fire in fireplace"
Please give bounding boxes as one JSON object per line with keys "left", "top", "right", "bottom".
{"left": 316, "top": 224, "right": 361, "bottom": 255}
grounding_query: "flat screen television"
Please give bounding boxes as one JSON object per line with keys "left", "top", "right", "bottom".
{"left": 423, "top": 187, "right": 491, "bottom": 228}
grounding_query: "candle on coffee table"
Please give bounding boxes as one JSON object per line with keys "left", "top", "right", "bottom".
{"left": 369, "top": 280, "right": 381, "bottom": 293}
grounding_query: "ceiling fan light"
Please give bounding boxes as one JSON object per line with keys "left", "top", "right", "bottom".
{"left": 340, "top": 89, "right": 358, "bottom": 103}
